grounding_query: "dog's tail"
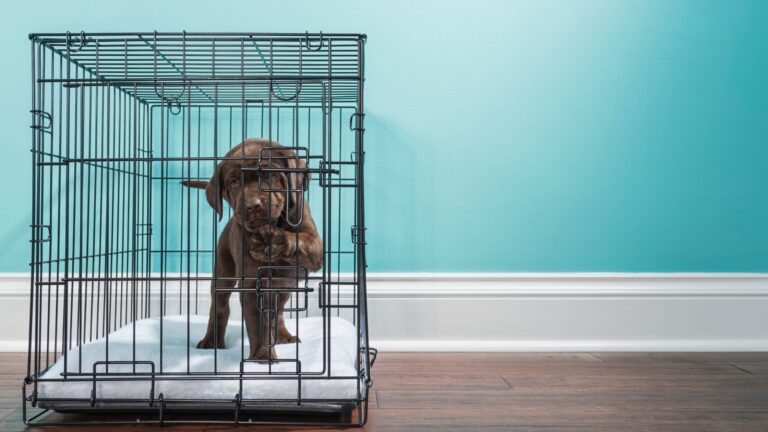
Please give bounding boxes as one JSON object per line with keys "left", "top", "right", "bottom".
{"left": 181, "top": 180, "right": 208, "bottom": 189}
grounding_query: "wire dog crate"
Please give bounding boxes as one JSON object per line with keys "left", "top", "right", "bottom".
{"left": 25, "top": 31, "right": 374, "bottom": 427}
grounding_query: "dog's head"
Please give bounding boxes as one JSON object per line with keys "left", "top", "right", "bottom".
{"left": 184, "top": 139, "right": 308, "bottom": 232}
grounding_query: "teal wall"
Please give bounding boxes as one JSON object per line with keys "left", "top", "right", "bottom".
{"left": 1, "top": 0, "right": 767, "bottom": 272}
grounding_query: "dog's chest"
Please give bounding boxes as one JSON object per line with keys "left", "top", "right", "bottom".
{"left": 247, "top": 233, "right": 269, "bottom": 262}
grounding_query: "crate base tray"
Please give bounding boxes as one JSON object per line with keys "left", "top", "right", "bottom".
{"left": 40, "top": 400, "right": 356, "bottom": 416}
{"left": 35, "top": 315, "right": 362, "bottom": 402}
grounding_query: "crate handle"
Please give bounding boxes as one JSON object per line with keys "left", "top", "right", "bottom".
{"left": 304, "top": 31, "right": 324, "bottom": 51}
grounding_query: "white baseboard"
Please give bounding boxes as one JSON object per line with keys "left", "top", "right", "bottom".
{"left": 370, "top": 340, "right": 768, "bottom": 352}
{"left": 4, "top": 272, "right": 768, "bottom": 352}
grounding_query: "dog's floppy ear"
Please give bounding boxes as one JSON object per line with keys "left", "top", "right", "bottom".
{"left": 206, "top": 164, "right": 225, "bottom": 220}
{"left": 182, "top": 165, "right": 225, "bottom": 220}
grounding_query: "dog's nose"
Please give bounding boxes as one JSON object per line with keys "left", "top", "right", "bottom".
{"left": 246, "top": 200, "right": 262, "bottom": 213}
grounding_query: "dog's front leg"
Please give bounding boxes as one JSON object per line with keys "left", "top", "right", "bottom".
{"left": 268, "top": 228, "right": 323, "bottom": 274}
{"left": 197, "top": 232, "right": 236, "bottom": 349}
{"left": 197, "top": 282, "right": 234, "bottom": 349}
{"left": 241, "top": 284, "right": 278, "bottom": 360}
{"left": 263, "top": 218, "right": 322, "bottom": 346}
{"left": 277, "top": 295, "right": 301, "bottom": 344}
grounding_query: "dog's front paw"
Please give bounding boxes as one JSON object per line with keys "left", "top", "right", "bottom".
{"left": 249, "top": 346, "right": 278, "bottom": 361}
{"left": 196, "top": 335, "right": 225, "bottom": 349}
{"left": 263, "top": 227, "right": 296, "bottom": 260}
{"left": 277, "top": 332, "right": 301, "bottom": 344}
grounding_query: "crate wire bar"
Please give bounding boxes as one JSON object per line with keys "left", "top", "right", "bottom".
{"left": 25, "top": 31, "right": 373, "bottom": 426}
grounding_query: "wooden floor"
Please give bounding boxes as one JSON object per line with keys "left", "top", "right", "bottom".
{"left": 3, "top": 352, "right": 768, "bottom": 431}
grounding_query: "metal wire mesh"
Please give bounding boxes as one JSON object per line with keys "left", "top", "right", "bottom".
{"left": 25, "top": 31, "right": 373, "bottom": 427}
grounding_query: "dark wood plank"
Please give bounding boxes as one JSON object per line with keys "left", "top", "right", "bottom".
{"left": 373, "top": 353, "right": 747, "bottom": 375}
{"left": 374, "top": 373, "right": 510, "bottom": 391}
{"left": 375, "top": 389, "right": 768, "bottom": 412}
{"left": 592, "top": 352, "right": 768, "bottom": 362}
{"left": 726, "top": 361, "right": 768, "bottom": 374}
{"left": 3, "top": 352, "right": 768, "bottom": 431}
{"left": 504, "top": 373, "right": 768, "bottom": 391}
{"left": 366, "top": 408, "right": 768, "bottom": 432}
{"left": 376, "top": 352, "right": 601, "bottom": 364}
{"left": 372, "top": 352, "right": 602, "bottom": 374}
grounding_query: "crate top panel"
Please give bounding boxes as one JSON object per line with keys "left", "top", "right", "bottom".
{"left": 30, "top": 32, "right": 365, "bottom": 106}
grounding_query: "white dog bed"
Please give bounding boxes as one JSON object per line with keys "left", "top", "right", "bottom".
{"left": 37, "top": 315, "right": 360, "bottom": 403}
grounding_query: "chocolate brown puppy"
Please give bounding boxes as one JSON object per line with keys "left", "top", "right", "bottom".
{"left": 183, "top": 138, "right": 323, "bottom": 360}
